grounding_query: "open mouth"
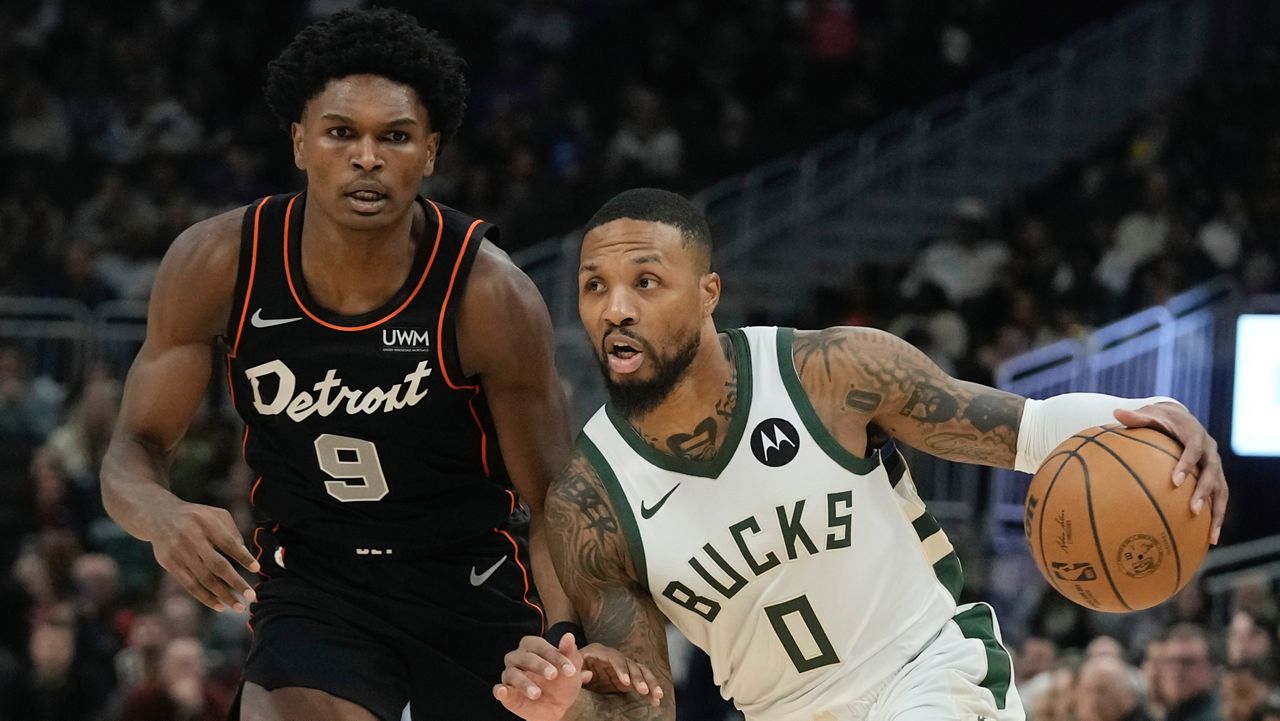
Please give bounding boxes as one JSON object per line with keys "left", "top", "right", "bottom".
{"left": 605, "top": 338, "right": 645, "bottom": 374}
{"left": 346, "top": 190, "right": 388, "bottom": 212}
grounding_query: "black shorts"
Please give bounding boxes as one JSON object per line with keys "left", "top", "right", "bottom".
{"left": 241, "top": 525, "right": 544, "bottom": 721}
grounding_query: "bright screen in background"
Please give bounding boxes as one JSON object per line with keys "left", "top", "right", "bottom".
{"left": 1232, "top": 314, "right": 1280, "bottom": 456}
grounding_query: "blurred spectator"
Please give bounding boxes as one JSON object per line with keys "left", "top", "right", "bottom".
{"left": 1221, "top": 662, "right": 1275, "bottom": 721}
{"left": 1014, "top": 635, "right": 1058, "bottom": 715}
{"left": 1158, "top": 624, "right": 1223, "bottom": 721}
{"left": 887, "top": 283, "right": 969, "bottom": 375}
{"left": 1087, "top": 636, "right": 1126, "bottom": 660}
{"left": 1076, "top": 653, "right": 1151, "bottom": 721}
{"left": 46, "top": 371, "right": 121, "bottom": 488}
{"left": 605, "top": 85, "right": 684, "bottom": 186}
{"left": 28, "top": 445, "right": 94, "bottom": 543}
{"left": 8, "top": 603, "right": 112, "bottom": 721}
{"left": 113, "top": 611, "right": 171, "bottom": 692}
{"left": 5, "top": 78, "right": 72, "bottom": 161}
{"left": 1143, "top": 637, "right": 1169, "bottom": 720}
{"left": 119, "top": 637, "right": 229, "bottom": 721}
{"left": 37, "top": 243, "right": 118, "bottom": 308}
{"left": 899, "top": 197, "right": 1009, "bottom": 305}
{"left": 1094, "top": 170, "right": 1172, "bottom": 298}
{"left": 0, "top": 343, "right": 65, "bottom": 444}
{"left": 1228, "top": 607, "right": 1278, "bottom": 666}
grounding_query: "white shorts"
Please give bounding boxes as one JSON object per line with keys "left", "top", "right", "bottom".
{"left": 797, "top": 602, "right": 1026, "bottom": 721}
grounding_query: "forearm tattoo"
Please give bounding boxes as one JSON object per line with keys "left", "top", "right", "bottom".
{"left": 546, "top": 455, "right": 676, "bottom": 719}
{"left": 793, "top": 327, "right": 1023, "bottom": 467}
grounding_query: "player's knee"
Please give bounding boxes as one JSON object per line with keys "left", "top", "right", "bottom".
{"left": 239, "top": 682, "right": 380, "bottom": 721}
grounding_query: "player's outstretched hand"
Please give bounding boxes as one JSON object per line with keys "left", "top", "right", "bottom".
{"left": 1115, "top": 403, "right": 1228, "bottom": 544}
{"left": 494, "top": 633, "right": 592, "bottom": 721}
{"left": 580, "top": 642, "right": 663, "bottom": 706}
{"left": 150, "top": 500, "right": 260, "bottom": 612}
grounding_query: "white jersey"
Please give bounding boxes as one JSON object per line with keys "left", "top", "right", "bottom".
{"left": 580, "top": 327, "right": 963, "bottom": 720}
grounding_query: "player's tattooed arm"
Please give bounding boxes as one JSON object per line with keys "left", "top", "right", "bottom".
{"left": 792, "top": 327, "right": 1027, "bottom": 468}
{"left": 544, "top": 451, "right": 676, "bottom": 720}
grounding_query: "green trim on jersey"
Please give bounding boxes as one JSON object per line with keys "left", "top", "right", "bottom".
{"left": 604, "top": 328, "right": 753, "bottom": 479}
{"left": 909, "top": 502, "right": 964, "bottom": 602}
{"left": 953, "top": 604, "right": 1013, "bottom": 710}
{"left": 774, "top": 327, "right": 879, "bottom": 475}
{"left": 933, "top": 552, "right": 964, "bottom": 602}
{"left": 578, "top": 436, "right": 649, "bottom": 592}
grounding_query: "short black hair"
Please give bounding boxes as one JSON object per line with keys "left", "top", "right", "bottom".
{"left": 264, "top": 7, "right": 468, "bottom": 147}
{"left": 585, "top": 188, "right": 712, "bottom": 270}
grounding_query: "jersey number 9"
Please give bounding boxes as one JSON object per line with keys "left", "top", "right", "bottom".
{"left": 314, "top": 434, "right": 389, "bottom": 502}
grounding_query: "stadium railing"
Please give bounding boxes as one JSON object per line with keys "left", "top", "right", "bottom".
{"left": 989, "top": 276, "right": 1239, "bottom": 553}
{"left": 514, "top": 0, "right": 1215, "bottom": 332}
{"left": 0, "top": 296, "right": 94, "bottom": 386}
{"left": 517, "top": 0, "right": 1216, "bottom": 458}
{"left": 1200, "top": 533, "right": 1280, "bottom": 623}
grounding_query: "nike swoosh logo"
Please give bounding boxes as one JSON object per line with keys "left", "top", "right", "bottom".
{"left": 469, "top": 555, "right": 507, "bottom": 586}
{"left": 639, "top": 484, "right": 681, "bottom": 519}
{"left": 250, "top": 308, "right": 303, "bottom": 328}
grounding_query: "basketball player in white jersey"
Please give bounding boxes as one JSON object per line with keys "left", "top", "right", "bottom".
{"left": 492, "top": 189, "right": 1228, "bottom": 721}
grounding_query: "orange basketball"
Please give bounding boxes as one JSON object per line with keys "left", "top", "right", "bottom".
{"left": 1023, "top": 425, "right": 1211, "bottom": 612}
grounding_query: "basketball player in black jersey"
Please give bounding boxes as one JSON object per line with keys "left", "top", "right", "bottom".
{"left": 101, "top": 9, "right": 655, "bottom": 721}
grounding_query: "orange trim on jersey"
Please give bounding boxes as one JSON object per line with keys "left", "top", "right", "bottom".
{"left": 251, "top": 526, "right": 272, "bottom": 582}
{"left": 283, "top": 193, "right": 446, "bottom": 331}
{"left": 249, "top": 476, "right": 262, "bottom": 505}
{"left": 436, "top": 216, "right": 485, "bottom": 391}
{"left": 496, "top": 528, "right": 546, "bottom": 633}
{"left": 504, "top": 488, "right": 517, "bottom": 515}
{"left": 468, "top": 399, "right": 491, "bottom": 477}
{"left": 230, "top": 197, "right": 268, "bottom": 357}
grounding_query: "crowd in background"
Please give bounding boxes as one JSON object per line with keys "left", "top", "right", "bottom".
{"left": 2, "top": 0, "right": 1280, "bottom": 719}
{"left": 1, "top": 0, "right": 1132, "bottom": 303}
{"left": 782, "top": 45, "right": 1280, "bottom": 389}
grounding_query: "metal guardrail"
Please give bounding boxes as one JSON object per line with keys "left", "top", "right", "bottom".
{"left": 0, "top": 297, "right": 94, "bottom": 386}
{"left": 989, "top": 277, "right": 1238, "bottom": 551}
{"left": 514, "top": 0, "right": 1215, "bottom": 331}
{"left": 1201, "top": 534, "right": 1280, "bottom": 620}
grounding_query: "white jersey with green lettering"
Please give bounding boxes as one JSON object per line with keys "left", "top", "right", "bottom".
{"left": 579, "top": 327, "right": 974, "bottom": 720}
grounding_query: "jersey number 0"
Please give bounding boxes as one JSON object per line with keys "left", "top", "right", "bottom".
{"left": 314, "top": 434, "right": 389, "bottom": 502}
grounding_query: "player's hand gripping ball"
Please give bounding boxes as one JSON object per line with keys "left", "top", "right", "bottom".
{"left": 1024, "top": 425, "right": 1211, "bottom": 612}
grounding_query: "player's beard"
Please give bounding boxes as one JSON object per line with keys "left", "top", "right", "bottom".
{"left": 598, "top": 324, "right": 701, "bottom": 419}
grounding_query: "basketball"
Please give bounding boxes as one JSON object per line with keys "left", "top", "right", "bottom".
{"left": 1023, "top": 425, "right": 1212, "bottom": 613}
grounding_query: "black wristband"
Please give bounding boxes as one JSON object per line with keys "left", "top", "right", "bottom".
{"left": 544, "top": 621, "right": 586, "bottom": 647}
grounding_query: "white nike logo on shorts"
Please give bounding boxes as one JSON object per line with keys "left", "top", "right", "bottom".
{"left": 251, "top": 308, "right": 303, "bottom": 328}
{"left": 469, "top": 556, "right": 507, "bottom": 586}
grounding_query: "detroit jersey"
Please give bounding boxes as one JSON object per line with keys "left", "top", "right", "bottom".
{"left": 224, "top": 192, "right": 513, "bottom": 553}
{"left": 580, "top": 327, "right": 964, "bottom": 720}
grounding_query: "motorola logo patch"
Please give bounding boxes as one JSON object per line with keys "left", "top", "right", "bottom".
{"left": 750, "top": 418, "right": 800, "bottom": 467}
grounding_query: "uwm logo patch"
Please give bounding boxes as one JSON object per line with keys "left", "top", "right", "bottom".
{"left": 381, "top": 328, "right": 431, "bottom": 353}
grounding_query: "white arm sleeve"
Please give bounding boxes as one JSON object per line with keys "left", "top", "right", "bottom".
{"left": 1013, "top": 393, "right": 1184, "bottom": 473}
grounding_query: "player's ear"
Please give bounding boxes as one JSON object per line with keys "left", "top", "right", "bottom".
{"left": 290, "top": 122, "right": 306, "bottom": 171}
{"left": 422, "top": 131, "right": 442, "bottom": 178}
{"left": 701, "top": 272, "right": 720, "bottom": 318}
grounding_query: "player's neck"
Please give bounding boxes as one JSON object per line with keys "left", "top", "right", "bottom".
{"left": 298, "top": 199, "right": 422, "bottom": 314}
{"left": 630, "top": 330, "right": 739, "bottom": 462}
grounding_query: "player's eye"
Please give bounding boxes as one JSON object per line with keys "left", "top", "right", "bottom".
{"left": 384, "top": 131, "right": 409, "bottom": 143}
{"left": 637, "top": 276, "right": 660, "bottom": 289}
{"left": 328, "top": 127, "right": 354, "bottom": 139}
{"left": 584, "top": 279, "right": 604, "bottom": 293}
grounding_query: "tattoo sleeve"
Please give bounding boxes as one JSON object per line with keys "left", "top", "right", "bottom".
{"left": 792, "top": 327, "right": 1026, "bottom": 468}
{"left": 545, "top": 452, "right": 676, "bottom": 720}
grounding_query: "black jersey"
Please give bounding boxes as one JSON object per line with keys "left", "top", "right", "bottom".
{"left": 223, "top": 192, "right": 515, "bottom": 555}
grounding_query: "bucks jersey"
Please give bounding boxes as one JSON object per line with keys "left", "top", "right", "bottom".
{"left": 579, "top": 327, "right": 964, "bottom": 720}
{"left": 224, "top": 192, "right": 514, "bottom": 554}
